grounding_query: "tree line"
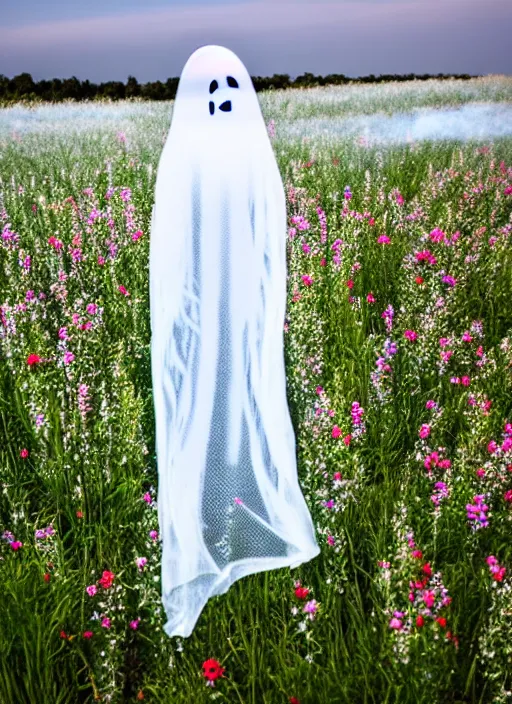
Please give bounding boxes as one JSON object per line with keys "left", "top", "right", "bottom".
{"left": 0, "top": 71, "right": 480, "bottom": 103}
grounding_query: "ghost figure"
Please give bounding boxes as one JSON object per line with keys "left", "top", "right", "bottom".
{"left": 150, "top": 45, "right": 320, "bottom": 639}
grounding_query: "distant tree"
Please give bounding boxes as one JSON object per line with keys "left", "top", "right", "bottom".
{"left": 164, "top": 77, "right": 179, "bottom": 100}
{"left": 126, "top": 75, "right": 140, "bottom": 98}
{"left": 0, "top": 74, "right": 9, "bottom": 99}
{"left": 81, "top": 79, "right": 97, "bottom": 100}
{"left": 141, "top": 80, "right": 165, "bottom": 100}
{"left": 60, "top": 76, "right": 82, "bottom": 100}
{"left": 99, "top": 81, "right": 126, "bottom": 100}
{"left": 0, "top": 70, "right": 483, "bottom": 104}
{"left": 9, "top": 72, "right": 36, "bottom": 98}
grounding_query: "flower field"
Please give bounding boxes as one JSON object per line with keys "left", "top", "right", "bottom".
{"left": 1, "top": 77, "right": 512, "bottom": 703}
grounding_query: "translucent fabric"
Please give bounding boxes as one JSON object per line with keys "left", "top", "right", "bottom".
{"left": 149, "top": 45, "right": 320, "bottom": 638}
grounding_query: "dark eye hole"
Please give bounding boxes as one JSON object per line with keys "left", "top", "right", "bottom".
{"left": 209, "top": 101, "right": 215, "bottom": 115}
{"left": 226, "top": 76, "right": 238, "bottom": 88}
{"left": 219, "top": 100, "right": 231, "bottom": 112}
{"left": 209, "top": 80, "right": 218, "bottom": 94}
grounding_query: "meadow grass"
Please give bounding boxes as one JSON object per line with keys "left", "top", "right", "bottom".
{"left": 0, "top": 78, "right": 511, "bottom": 703}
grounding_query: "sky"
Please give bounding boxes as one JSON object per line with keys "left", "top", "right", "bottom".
{"left": 0, "top": 0, "right": 511, "bottom": 83}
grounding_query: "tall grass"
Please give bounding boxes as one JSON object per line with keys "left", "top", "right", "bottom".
{"left": 0, "top": 78, "right": 511, "bottom": 703}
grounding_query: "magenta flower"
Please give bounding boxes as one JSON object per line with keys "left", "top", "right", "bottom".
{"left": 135, "top": 557, "right": 148, "bottom": 571}
{"left": 101, "top": 617, "right": 111, "bottom": 629}
{"left": 404, "top": 330, "right": 417, "bottom": 342}
{"left": 86, "top": 585, "right": 98, "bottom": 597}
{"left": 303, "top": 599, "right": 319, "bottom": 615}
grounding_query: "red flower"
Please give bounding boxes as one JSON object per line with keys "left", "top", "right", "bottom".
{"left": 436, "top": 617, "right": 447, "bottom": 628}
{"left": 202, "top": 658, "right": 225, "bottom": 683}
{"left": 59, "top": 630, "right": 68, "bottom": 639}
{"left": 27, "top": 353, "right": 41, "bottom": 366}
{"left": 83, "top": 631, "right": 93, "bottom": 639}
{"left": 422, "top": 563, "right": 432, "bottom": 577}
{"left": 415, "top": 276, "right": 424, "bottom": 285}
{"left": 416, "top": 615, "right": 424, "bottom": 628}
{"left": 43, "top": 573, "right": 51, "bottom": 583}
{"left": 346, "top": 279, "right": 354, "bottom": 290}
{"left": 20, "top": 448, "right": 29, "bottom": 459}
{"left": 294, "top": 586, "right": 310, "bottom": 599}
{"left": 98, "top": 570, "right": 115, "bottom": 589}
{"left": 290, "top": 698, "right": 301, "bottom": 704}
{"left": 76, "top": 510, "right": 84, "bottom": 519}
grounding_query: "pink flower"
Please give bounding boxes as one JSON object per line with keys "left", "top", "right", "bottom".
{"left": 487, "top": 440, "right": 498, "bottom": 454}
{"left": 332, "top": 425, "right": 342, "bottom": 439}
{"left": 343, "top": 434, "right": 352, "bottom": 446}
{"left": 423, "top": 590, "right": 436, "bottom": 608}
{"left": 101, "top": 617, "right": 111, "bottom": 629}
{"left": 316, "top": 386, "right": 324, "bottom": 396}
{"left": 327, "top": 535, "right": 335, "bottom": 546}
{"left": 303, "top": 599, "right": 319, "bottom": 615}
{"left": 63, "top": 351, "right": 75, "bottom": 365}
{"left": 404, "top": 330, "right": 417, "bottom": 341}
{"left": 504, "top": 490, "right": 512, "bottom": 503}
{"left": 11, "top": 541, "right": 23, "bottom": 551}
{"left": 119, "top": 285, "right": 130, "bottom": 296}
{"left": 366, "top": 292, "right": 375, "bottom": 303}
{"left": 389, "top": 618, "right": 402, "bottom": 630}
{"left": 129, "top": 619, "right": 140, "bottom": 630}
{"left": 377, "top": 234, "right": 391, "bottom": 244}
{"left": 502, "top": 437, "right": 512, "bottom": 453}
{"left": 58, "top": 327, "right": 68, "bottom": 340}
{"left": 86, "top": 585, "right": 98, "bottom": 597}
{"left": 419, "top": 424, "right": 431, "bottom": 439}
{"left": 461, "top": 376, "right": 471, "bottom": 387}
{"left": 98, "top": 256, "right": 105, "bottom": 266}
{"left": 20, "top": 448, "right": 29, "bottom": 458}
{"left": 301, "top": 275, "right": 313, "bottom": 287}
{"left": 86, "top": 303, "right": 97, "bottom": 315}
{"left": 83, "top": 631, "right": 93, "bottom": 639}
{"left": 132, "top": 230, "right": 143, "bottom": 242}
{"left": 135, "top": 557, "right": 147, "bottom": 571}
{"left": 142, "top": 492, "right": 152, "bottom": 504}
